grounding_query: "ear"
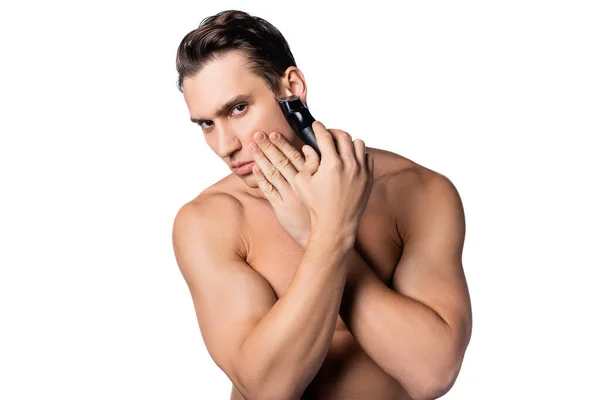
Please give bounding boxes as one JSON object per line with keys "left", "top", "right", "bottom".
{"left": 279, "top": 66, "right": 308, "bottom": 105}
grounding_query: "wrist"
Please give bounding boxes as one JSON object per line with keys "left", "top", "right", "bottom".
{"left": 308, "top": 226, "right": 356, "bottom": 253}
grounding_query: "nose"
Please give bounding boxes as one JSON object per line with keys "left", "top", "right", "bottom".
{"left": 214, "top": 125, "right": 243, "bottom": 158}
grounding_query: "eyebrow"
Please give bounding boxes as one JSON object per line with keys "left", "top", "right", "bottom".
{"left": 190, "top": 93, "right": 251, "bottom": 124}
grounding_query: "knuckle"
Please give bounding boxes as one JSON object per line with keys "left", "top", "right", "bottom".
{"left": 261, "top": 141, "right": 273, "bottom": 151}
{"left": 267, "top": 168, "right": 281, "bottom": 180}
{"left": 274, "top": 155, "right": 290, "bottom": 168}
{"left": 257, "top": 178, "right": 266, "bottom": 187}
{"left": 263, "top": 184, "right": 275, "bottom": 195}
{"left": 255, "top": 175, "right": 264, "bottom": 183}
{"left": 290, "top": 150, "right": 304, "bottom": 163}
{"left": 327, "top": 159, "right": 343, "bottom": 170}
{"left": 347, "top": 162, "right": 359, "bottom": 175}
{"left": 334, "top": 129, "right": 351, "bottom": 140}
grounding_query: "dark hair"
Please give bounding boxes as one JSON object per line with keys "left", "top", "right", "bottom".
{"left": 175, "top": 10, "right": 297, "bottom": 95}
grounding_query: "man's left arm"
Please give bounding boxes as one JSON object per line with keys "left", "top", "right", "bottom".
{"left": 339, "top": 172, "right": 472, "bottom": 400}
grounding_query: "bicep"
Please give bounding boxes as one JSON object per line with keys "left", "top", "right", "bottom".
{"left": 392, "top": 173, "right": 472, "bottom": 347}
{"left": 172, "top": 198, "right": 277, "bottom": 380}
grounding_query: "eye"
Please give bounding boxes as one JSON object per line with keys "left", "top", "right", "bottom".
{"left": 197, "top": 104, "right": 247, "bottom": 132}
{"left": 198, "top": 120, "right": 213, "bottom": 130}
{"left": 232, "top": 104, "right": 247, "bottom": 115}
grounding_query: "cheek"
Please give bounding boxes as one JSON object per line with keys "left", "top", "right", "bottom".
{"left": 238, "top": 104, "right": 296, "bottom": 144}
{"left": 265, "top": 104, "right": 297, "bottom": 142}
{"left": 203, "top": 134, "right": 217, "bottom": 150}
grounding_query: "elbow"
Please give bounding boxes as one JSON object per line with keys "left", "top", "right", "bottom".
{"left": 406, "top": 361, "right": 461, "bottom": 400}
{"left": 254, "top": 377, "right": 304, "bottom": 400}
{"left": 233, "top": 371, "right": 302, "bottom": 400}
{"left": 232, "top": 343, "right": 312, "bottom": 400}
{"left": 407, "top": 331, "right": 468, "bottom": 400}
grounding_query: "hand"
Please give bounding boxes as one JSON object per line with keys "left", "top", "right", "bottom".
{"left": 249, "top": 130, "right": 311, "bottom": 248}
{"left": 294, "top": 121, "right": 374, "bottom": 244}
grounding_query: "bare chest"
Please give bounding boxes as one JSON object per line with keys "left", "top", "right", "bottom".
{"left": 234, "top": 192, "right": 408, "bottom": 397}
{"left": 241, "top": 192, "right": 404, "bottom": 301}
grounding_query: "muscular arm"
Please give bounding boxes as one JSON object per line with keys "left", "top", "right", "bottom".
{"left": 238, "top": 227, "right": 351, "bottom": 399}
{"left": 172, "top": 194, "right": 353, "bottom": 400}
{"left": 339, "top": 172, "right": 472, "bottom": 400}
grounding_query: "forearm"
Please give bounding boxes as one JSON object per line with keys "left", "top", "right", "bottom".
{"left": 339, "top": 248, "right": 458, "bottom": 398}
{"left": 237, "top": 228, "right": 353, "bottom": 400}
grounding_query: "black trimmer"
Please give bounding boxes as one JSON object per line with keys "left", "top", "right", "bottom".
{"left": 277, "top": 95, "right": 322, "bottom": 158}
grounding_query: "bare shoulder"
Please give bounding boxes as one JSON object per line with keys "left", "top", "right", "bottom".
{"left": 171, "top": 179, "right": 279, "bottom": 392}
{"left": 368, "top": 147, "right": 463, "bottom": 237}
{"left": 175, "top": 174, "right": 248, "bottom": 223}
{"left": 368, "top": 146, "right": 450, "bottom": 186}
{"left": 175, "top": 179, "right": 243, "bottom": 228}
{"left": 172, "top": 182, "right": 248, "bottom": 272}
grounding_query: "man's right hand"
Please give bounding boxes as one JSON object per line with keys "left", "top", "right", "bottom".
{"left": 294, "top": 120, "right": 374, "bottom": 242}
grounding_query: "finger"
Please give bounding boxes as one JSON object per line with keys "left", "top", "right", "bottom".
{"left": 267, "top": 131, "right": 306, "bottom": 172}
{"left": 363, "top": 152, "right": 375, "bottom": 203}
{"left": 253, "top": 131, "right": 297, "bottom": 188}
{"left": 249, "top": 136, "right": 290, "bottom": 196}
{"left": 300, "top": 145, "right": 320, "bottom": 176}
{"left": 353, "top": 139, "right": 366, "bottom": 169}
{"left": 251, "top": 161, "right": 282, "bottom": 203}
{"left": 311, "top": 121, "right": 338, "bottom": 164}
{"left": 328, "top": 129, "right": 356, "bottom": 165}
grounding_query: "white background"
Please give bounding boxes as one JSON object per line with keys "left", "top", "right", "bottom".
{"left": 1, "top": 0, "right": 599, "bottom": 398}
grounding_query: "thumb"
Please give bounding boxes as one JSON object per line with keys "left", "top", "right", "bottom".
{"left": 301, "top": 145, "right": 320, "bottom": 175}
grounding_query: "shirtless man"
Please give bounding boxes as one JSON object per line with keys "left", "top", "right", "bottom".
{"left": 172, "top": 10, "right": 472, "bottom": 400}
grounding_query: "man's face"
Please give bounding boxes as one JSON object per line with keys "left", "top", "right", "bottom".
{"left": 183, "top": 50, "right": 305, "bottom": 189}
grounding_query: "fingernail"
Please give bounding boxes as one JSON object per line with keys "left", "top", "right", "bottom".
{"left": 249, "top": 142, "right": 258, "bottom": 152}
{"left": 269, "top": 132, "right": 280, "bottom": 141}
{"left": 255, "top": 132, "right": 265, "bottom": 142}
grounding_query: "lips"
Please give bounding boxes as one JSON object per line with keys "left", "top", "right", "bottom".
{"left": 232, "top": 161, "right": 256, "bottom": 175}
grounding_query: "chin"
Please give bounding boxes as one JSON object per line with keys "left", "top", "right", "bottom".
{"left": 235, "top": 173, "right": 258, "bottom": 187}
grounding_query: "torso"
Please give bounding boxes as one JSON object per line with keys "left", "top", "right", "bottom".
{"left": 198, "top": 147, "right": 430, "bottom": 400}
